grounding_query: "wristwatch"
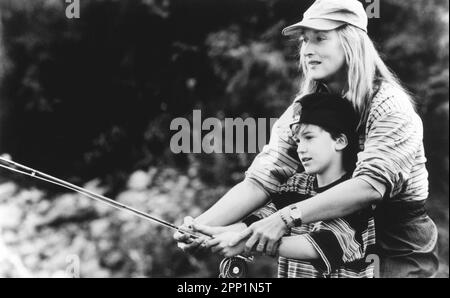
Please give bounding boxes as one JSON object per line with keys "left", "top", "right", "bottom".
{"left": 288, "top": 205, "right": 303, "bottom": 227}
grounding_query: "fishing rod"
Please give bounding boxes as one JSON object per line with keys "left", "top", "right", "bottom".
{"left": 0, "top": 155, "right": 252, "bottom": 277}
{"left": 0, "top": 156, "right": 201, "bottom": 239}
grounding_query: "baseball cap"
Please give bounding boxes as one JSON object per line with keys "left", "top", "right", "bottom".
{"left": 282, "top": 0, "right": 368, "bottom": 35}
{"left": 296, "top": 93, "right": 358, "bottom": 139}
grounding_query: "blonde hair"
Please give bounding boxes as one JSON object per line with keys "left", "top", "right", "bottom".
{"left": 296, "top": 25, "right": 413, "bottom": 130}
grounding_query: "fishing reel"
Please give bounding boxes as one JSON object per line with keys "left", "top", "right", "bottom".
{"left": 218, "top": 255, "right": 253, "bottom": 278}
{"left": 183, "top": 230, "right": 253, "bottom": 278}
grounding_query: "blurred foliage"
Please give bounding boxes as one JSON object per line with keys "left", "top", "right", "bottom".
{"left": 0, "top": 0, "right": 448, "bottom": 277}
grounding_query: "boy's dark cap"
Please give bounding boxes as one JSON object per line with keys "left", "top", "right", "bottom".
{"left": 297, "top": 93, "right": 358, "bottom": 136}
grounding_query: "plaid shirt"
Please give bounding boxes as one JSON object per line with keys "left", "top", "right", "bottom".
{"left": 247, "top": 173, "right": 376, "bottom": 278}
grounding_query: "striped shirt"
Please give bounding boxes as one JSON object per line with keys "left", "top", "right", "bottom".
{"left": 247, "top": 173, "right": 376, "bottom": 278}
{"left": 245, "top": 82, "right": 429, "bottom": 202}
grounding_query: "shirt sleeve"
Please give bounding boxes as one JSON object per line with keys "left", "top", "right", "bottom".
{"left": 244, "top": 103, "right": 301, "bottom": 195}
{"left": 352, "top": 107, "right": 424, "bottom": 199}
{"left": 242, "top": 202, "right": 278, "bottom": 226}
{"left": 304, "top": 209, "right": 375, "bottom": 274}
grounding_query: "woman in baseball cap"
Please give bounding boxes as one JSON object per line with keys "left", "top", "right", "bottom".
{"left": 245, "top": 0, "right": 438, "bottom": 278}
{"left": 175, "top": 0, "right": 439, "bottom": 278}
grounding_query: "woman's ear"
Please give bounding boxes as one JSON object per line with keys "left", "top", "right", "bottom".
{"left": 334, "top": 134, "right": 348, "bottom": 151}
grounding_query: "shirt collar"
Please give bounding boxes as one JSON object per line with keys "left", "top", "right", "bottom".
{"left": 313, "top": 172, "right": 352, "bottom": 193}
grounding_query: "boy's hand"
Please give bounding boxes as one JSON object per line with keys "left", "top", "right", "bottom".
{"left": 173, "top": 216, "right": 209, "bottom": 257}
{"left": 230, "top": 212, "right": 288, "bottom": 256}
{"left": 174, "top": 218, "right": 247, "bottom": 257}
{"left": 193, "top": 222, "right": 247, "bottom": 235}
{"left": 193, "top": 223, "right": 249, "bottom": 257}
{"left": 203, "top": 231, "right": 247, "bottom": 258}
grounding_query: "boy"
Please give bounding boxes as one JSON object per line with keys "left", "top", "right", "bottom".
{"left": 199, "top": 93, "right": 376, "bottom": 278}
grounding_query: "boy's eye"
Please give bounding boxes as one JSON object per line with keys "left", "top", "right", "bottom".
{"left": 300, "top": 135, "right": 312, "bottom": 141}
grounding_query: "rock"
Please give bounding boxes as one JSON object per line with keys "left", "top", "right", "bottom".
{"left": 83, "top": 179, "right": 106, "bottom": 194}
{"left": 36, "top": 200, "right": 52, "bottom": 214}
{"left": 1, "top": 230, "right": 18, "bottom": 244}
{"left": 102, "top": 251, "right": 123, "bottom": 267}
{"left": 0, "top": 204, "right": 23, "bottom": 229}
{"left": 92, "top": 202, "right": 112, "bottom": 217}
{"left": 0, "top": 183, "right": 17, "bottom": 203}
{"left": 114, "top": 210, "right": 135, "bottom": 223}
{"left": 81, "top": 260, "right": 110, "bottom": 278}
{"left": 127, "top": 171, "right": 150, "bottom": 191}
{"left": 97, "top": 239, "right": 113, "bottom": 251}
{"left": 175, "top": 175, "right": 190, "bottom": 191}
{"left": 51, "top": 270, "right": 71, "bottom": 278}
{"left": 23, "top": 213, "right": 43, "bottom": 231}
{"left": 53, "top": 194, "right": 79, "bottom": 214}
{"left": 90, "top": 219, "right": 110, "bottom": 238}
{"left": 147, "top": 167, "right": 158, "bottom": 185}
{"left": 14, "top": 188, "right": 44, "bottom": 205}
{"left": 116, "top": 190, "right": 148, "bottom": 207}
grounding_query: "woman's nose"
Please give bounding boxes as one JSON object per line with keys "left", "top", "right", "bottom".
{"left": 303, "top": 42, "right": 315, "bottom": 58}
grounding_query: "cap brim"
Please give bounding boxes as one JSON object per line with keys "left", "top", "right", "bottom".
{"left": 282, "top": 19, "right": 345, "bottom": 36}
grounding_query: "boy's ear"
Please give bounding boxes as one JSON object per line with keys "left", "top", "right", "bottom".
{"left": 334, "top": 134, "right": 348, "bottom": 151}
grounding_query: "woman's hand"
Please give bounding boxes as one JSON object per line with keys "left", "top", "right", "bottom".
{"left": 230, "top": 212, "right": 288, "bottom": 256}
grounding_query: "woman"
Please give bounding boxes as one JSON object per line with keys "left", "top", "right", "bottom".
{"left": 174, "top": 0, "right": 439, "bottom": 278}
